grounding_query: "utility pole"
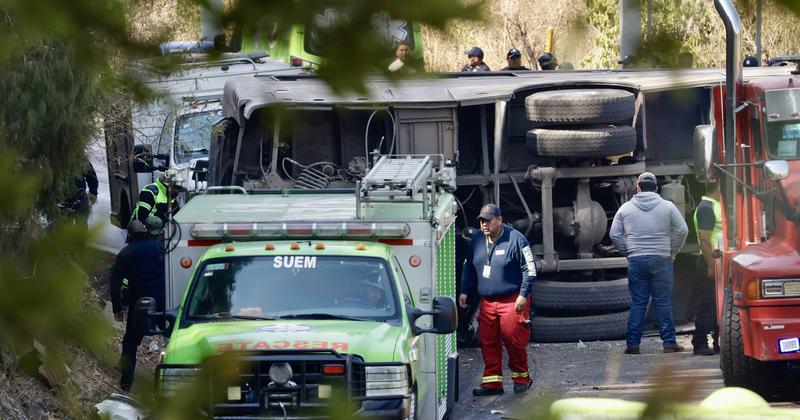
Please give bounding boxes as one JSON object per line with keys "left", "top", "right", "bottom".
{"left": 756, "top": 0, "right": 763, "bottom": 64}
{"left": 619, "top": 0, "right": 642, "bottom": 68}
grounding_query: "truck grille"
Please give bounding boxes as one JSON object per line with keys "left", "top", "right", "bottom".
{"left": 208, "top": 351, "right": 365, "bottom": 419}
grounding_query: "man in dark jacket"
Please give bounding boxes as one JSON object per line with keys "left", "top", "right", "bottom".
{"left": 500, "top": 48, "right": 529, "bottom": 71}
{"left": 459, "top": 204, "right": 537, "bottom": 395}
{"left": 111, "top": 216, "right": 166, "bottom": 391}
{"left": 461, "top": 47, "right": 491, "bottom": 72}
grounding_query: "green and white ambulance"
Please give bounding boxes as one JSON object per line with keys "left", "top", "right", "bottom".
{"left": 123, "top": 157, "right": 459, "bottom": 419}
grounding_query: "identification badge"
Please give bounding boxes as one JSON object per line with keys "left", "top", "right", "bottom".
{"left": 494, "top": 249, "right": 505, "bottom": 256}
{"left": 482, "top": 265, "right": 491, "bottom": 278}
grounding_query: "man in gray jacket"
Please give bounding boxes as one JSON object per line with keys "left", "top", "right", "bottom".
{"left": 610, "top": 172, "right": 689, "bottom": 354}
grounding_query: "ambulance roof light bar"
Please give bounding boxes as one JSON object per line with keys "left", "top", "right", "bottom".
{"left": 191, "top": 222, "right": 410, "bottom": 240}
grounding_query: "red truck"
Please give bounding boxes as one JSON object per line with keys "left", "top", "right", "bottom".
{"left": 695, "top": 0, "right": 800, "bottom": 397}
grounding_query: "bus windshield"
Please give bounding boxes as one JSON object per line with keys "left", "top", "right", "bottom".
{"left": 185, "top": 256, "right": 400, "bottom": 322}
{"left": 767, "top": 121, "right": 800, "bottom": 160}
{"left": 174, "top": 109, "right": 222, "bottom": 163}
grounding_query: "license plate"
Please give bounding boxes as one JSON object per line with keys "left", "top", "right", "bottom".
{"left": 779, "top": 337, "right": 800, "bottom": 353}
{"left": 784, "top": 281, "right": 800, "bottom": 296}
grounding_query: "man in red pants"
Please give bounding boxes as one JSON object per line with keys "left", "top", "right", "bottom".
{"left": 459, "top": 204, "right": 537, "bottom": 395}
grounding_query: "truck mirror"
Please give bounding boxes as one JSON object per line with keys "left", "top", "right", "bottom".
{"left": 410, "top": 296, "right": 458, "bottom": 335}
{"left": 132, "top": 144, "right": 154, "bottom": 173}
{"left": 431, "top": 296, "right": 458, "bottom": 334}
{"left": 763, "top": 160, "right": 789, "bottom": 181}
{"left": 693, "top": 125, "right": 716, "bottom": 182}
{"left": 133, "top": 297, "right": 177, "bottom": 337}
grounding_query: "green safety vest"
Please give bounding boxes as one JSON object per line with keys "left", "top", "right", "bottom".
{"left": 131, "top": 177, "right": 169, "bottom": 223}
{"left": 693, "top": 196, "right": 722, "bottom": 250}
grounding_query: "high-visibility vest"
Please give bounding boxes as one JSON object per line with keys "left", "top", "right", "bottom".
{"left": 131, "top": 177, "right": 168, "bottom": 223}
{"left": 693, "top": 196, "right": 722, "bottom": 250}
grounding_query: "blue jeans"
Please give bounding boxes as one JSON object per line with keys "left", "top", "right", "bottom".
{"left": 626, "top": 255, "right": 678, "bottom": 348}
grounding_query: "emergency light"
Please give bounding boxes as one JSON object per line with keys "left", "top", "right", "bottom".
{"left": 191, "top": 222, "right": 410, "bottom": 240}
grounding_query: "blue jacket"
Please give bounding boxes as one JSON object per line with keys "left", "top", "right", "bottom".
{"left": 110, "top": 236, "right": 166, "bottom": 313}
{"left": 461, "top": 226, "right": 536, "bottom": 298}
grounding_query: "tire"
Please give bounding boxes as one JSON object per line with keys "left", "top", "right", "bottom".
{"left": 526, "top": 126, "right": 636, "bottom": 158}
{"left": 525, "top": 89, "right": 635, "bottom": 125}
{"left": 532, "top": 278, "right": 631, "bottom": 312}
{"left": 531, "top": 311, "right": 628, "bottom": 343}
{"left": 719, "top": 287, "right": 774, "bottom": 395}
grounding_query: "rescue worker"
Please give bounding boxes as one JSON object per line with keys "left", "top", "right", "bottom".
{"left": 459, "top": 204, "right": 536, "bottom": 395}
{"left": 388, "top": 42, "right": 415, "bottom": 73}
{"left": 110, "top": 216, "right": 166, "bottom": 392}
{"left": 500, "top": 48, "right": 529, "bottom": 71}
{"left": 610, "top": 172, "right": 688, "bottom": 354}
{"left": 538, "top": 52, "right": 558, "bottom": 70}
{"left": 130, "top": 175, "right": 171, "bottom": 225}
{"left": 692, "top": 181, "right": 721, "bottom": 356}
{"left": 461, "top": 47, "right": 491, "bottom": 72}
{"left": 62, "top": 161, "right": 99, "bottom": 229}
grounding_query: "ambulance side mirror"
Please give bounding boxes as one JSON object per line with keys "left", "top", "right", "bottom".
{"left": 411, "top": 296, "right": 458, "bottom": 335}
{"left": 133, "top": 297, "right": 177, "bottom": 337}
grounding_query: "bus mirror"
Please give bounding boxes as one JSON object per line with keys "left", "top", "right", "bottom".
{"left": 693, "top": 125, "right": 716, "bottom": 182}
{"left": 132, "top": 144, "right": 154, "bottom": 173}
{"left": 764, "top": 160, "right": 789, "bottom": 181}
{"left": 411, "top": 296, "right": 458, "bottom": 335}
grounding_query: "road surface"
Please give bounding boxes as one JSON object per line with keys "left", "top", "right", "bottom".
{"left": 87, "top": 140, "right": 126, "bottom": 253}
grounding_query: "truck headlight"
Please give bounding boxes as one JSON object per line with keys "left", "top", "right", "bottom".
{"left": 761, "top": 279, "right": 800, "bottom": 298}
{"left": 157, "top": 366, "right": 201, "bottom": 397}
{"left": 364, "top": 365, "right": 410, "bottom": 397}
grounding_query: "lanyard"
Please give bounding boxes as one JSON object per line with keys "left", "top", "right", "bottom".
{"left": 485, "top": 235, "right": 500, "bottom": 265}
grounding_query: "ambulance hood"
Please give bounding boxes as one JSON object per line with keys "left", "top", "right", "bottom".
{"left": 165, "top": 320, "right": 403, "bottom": 364}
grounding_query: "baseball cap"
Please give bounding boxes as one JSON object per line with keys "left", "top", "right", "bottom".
{"left": 637, "top": 172, "right": 657, "bottom": 185}
{"left": 145, "top": 215, "right": 164, "bottom": 236}
{"left": 465, "top": 47, "right": 484, "bottom": 59}
{"left": 507, "top": 48, "right": 522, "bottom": 59}
{"left": 477, "top": 203, "right": 501, "bottom": 220}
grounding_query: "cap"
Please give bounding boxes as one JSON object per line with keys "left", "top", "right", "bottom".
{"left": 743, "top": 55, "right": 759, "bottom": 67}
{"left": 145, "top": 215, "right": 164, "bottom": 236}
{"left": 127, "top": 220, "right": 147, "bottom": 236}
{"left": 507, "top": 48, "right": 522, "bottom": 59}
{"left": 637, "top": 172, "right": 657, "bottom": 185}
{"left": 477, "top": 203, "right": 501, "bottom": 220}
{"left": 538, "top": 53, "right": 558, "bottom": 70}
{"left": 465, "top": 47, "right": 484, "bottom": 59}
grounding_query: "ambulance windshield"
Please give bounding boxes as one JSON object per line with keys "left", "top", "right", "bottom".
{"left": 185, "top": 256, "right": 400, "bottom": 321}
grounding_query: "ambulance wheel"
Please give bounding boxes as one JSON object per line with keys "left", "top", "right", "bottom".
{"left": 531, "top": 278, "right": 630, "bottom": 312}
{"left": 531, "top": 311, "right": 628, "bottom": 343}
{"left": 525, "top": 89, "right": 635, "bottom": 125}
{"left": 526, "top": 126, "right": 636, "bottom": 158}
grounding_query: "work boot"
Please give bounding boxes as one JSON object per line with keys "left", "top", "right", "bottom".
{"left": 624, "top": 347, "right": 640, "bottom": 355}
{"left": 472, "top": 386, "right": 503, "bottom": 397}
{"left": 513, "top": 379, "right": 533, "bottom": 394}
{"left": 693, "top": 347, "right": 715, "bottom": 356}
{"left": 663, "top": 344, "right": 685, "bottom": 353}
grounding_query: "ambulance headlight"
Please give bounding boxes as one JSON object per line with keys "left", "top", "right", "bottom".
{"left": 364, "top": 365, "right": 410, "bottom": 397}
{"left": 156, "top": 366, "right": 201, "bottom": 398}
{"left": 762, "top": 278, "right": 800, "bottom": 298}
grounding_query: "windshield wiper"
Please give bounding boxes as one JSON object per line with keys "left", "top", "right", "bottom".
{"left": 277, "top": 313, "right": 365, "bottom": 321}
{"left": 193, "top": 312, "right": 276, "bottom": 321}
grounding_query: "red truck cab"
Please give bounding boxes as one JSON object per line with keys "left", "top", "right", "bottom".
{"left": 699, "top": 64, "right": 800, "bottom": 396}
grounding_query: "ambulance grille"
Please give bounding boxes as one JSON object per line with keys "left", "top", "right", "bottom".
{"left": 208, "top": 351, "right": 364, "bottom": 418}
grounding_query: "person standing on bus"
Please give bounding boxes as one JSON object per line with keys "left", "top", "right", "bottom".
{"left": 459, "top": 204, "right": 536, "bottom": 395}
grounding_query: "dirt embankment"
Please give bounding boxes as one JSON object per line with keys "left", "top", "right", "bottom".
{"left": 0, "top": 253, "right": 163, "bottom": 419}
